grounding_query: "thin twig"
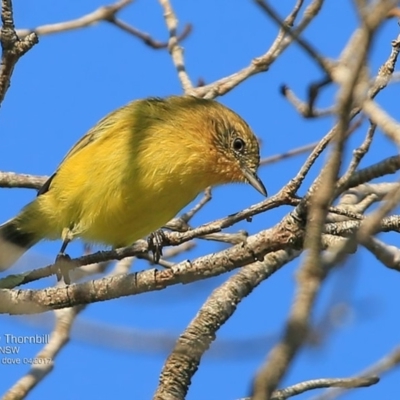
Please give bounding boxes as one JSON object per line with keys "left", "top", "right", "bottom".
{"left": 336, "top": 123, "right": 376, "bottom": 190}
{"left": 186, "top": 0, "right": 324, "bottom": 99}
{"left": 255, "top": 0, "right": 332, "bottom": 74}
{"left": 311, "top": 347, "right": 400, "bottom": 400}
{"left": 158, "top": 0, "right": 193, "bottom": 92}
{"left": 239, "top": 376, "right": 379, "bottom": 400}
{"left": 109, "top": 18, "right": 192, "bottom": 49}
{"left": 280, "top": 84, "right": 333, "bottom": 117}
{"left": 166, "top": 187, "right": 212, "bottom": 231}
{"left": 260, "top": 141, "right": 318, "bottom": 166}
{"left": 265, "top": 0, "right": 305, "bottom": 50}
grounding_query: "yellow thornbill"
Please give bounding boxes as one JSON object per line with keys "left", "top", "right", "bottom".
{"left": 0, "top": 96, "right": 266, "bottom": 271}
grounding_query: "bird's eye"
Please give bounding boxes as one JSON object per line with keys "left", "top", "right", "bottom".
{"left": 233, "top": 138, "right": 245, "bottom": 153}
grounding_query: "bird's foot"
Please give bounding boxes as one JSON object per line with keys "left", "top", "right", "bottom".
{"left": 55, "top": 253, "right": 72, "bottom": 284}
{"left": 147, "top": 230, "right": 167, "bottom": 263}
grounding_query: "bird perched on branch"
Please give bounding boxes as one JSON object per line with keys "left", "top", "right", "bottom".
{"left": 0, "top": 96, "right": 267, "bottom": 276}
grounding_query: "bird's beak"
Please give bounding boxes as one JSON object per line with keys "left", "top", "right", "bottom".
{"left": 241, "top": 166, "right": 267, "bottom": 197}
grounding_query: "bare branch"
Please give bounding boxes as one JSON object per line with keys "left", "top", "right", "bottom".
{"left": 2, "top": 0, "right": 192, "bottom": 50}
{"left": 9, "top": 0, "right": 132, "bottom": 38}
{"left": 0, "top": 215, "right": 304, "bottom": 314}
{"left": 0, "top": 0, "right": 38, "bottom": 106}
{"left": 362, "top": 98, "right": 400, "bottom": 146}
{"left": 0, "top": 171, "right": 47, "bottom": 190}
{"left": 363, "top": 237, "right": 400, "bottom": 272}
{"left": 154, "top": 249, "right": 300, "bottom": 400}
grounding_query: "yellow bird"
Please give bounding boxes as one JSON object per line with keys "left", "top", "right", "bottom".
{"left": 0, "top": 96, "right": 266, "bottom": 271}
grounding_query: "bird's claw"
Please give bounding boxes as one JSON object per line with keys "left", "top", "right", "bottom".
{"left": 55, "top": 253, "right": 72, "bottom": 284}
{"left": 147, "top": 230, "right": 167, "bottom": 263}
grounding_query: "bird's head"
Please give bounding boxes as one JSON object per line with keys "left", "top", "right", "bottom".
{"left": 201, "top": 100, "right": 267, "bottom": 197}
{"left": 147, "top": 96, "right": 267, "bottom": 197}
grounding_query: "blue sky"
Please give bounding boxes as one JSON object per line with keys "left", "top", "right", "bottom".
{"left": 1, "top": 1, "right": 400, "bottom": 399}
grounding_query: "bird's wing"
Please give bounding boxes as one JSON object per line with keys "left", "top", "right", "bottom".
{"left": 59, "top": 110, "right": 119, "bottom": 164}
{"left": 38, "top": 107, "right": 126, "bottom": 196}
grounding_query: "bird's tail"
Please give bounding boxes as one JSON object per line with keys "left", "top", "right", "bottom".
{"left": 0, "top": 204, "right": 42, "bottom": 271}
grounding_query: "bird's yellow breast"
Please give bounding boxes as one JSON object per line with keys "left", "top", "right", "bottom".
{"left": 34, "top": 113, "right": 217, "bottom": 247}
